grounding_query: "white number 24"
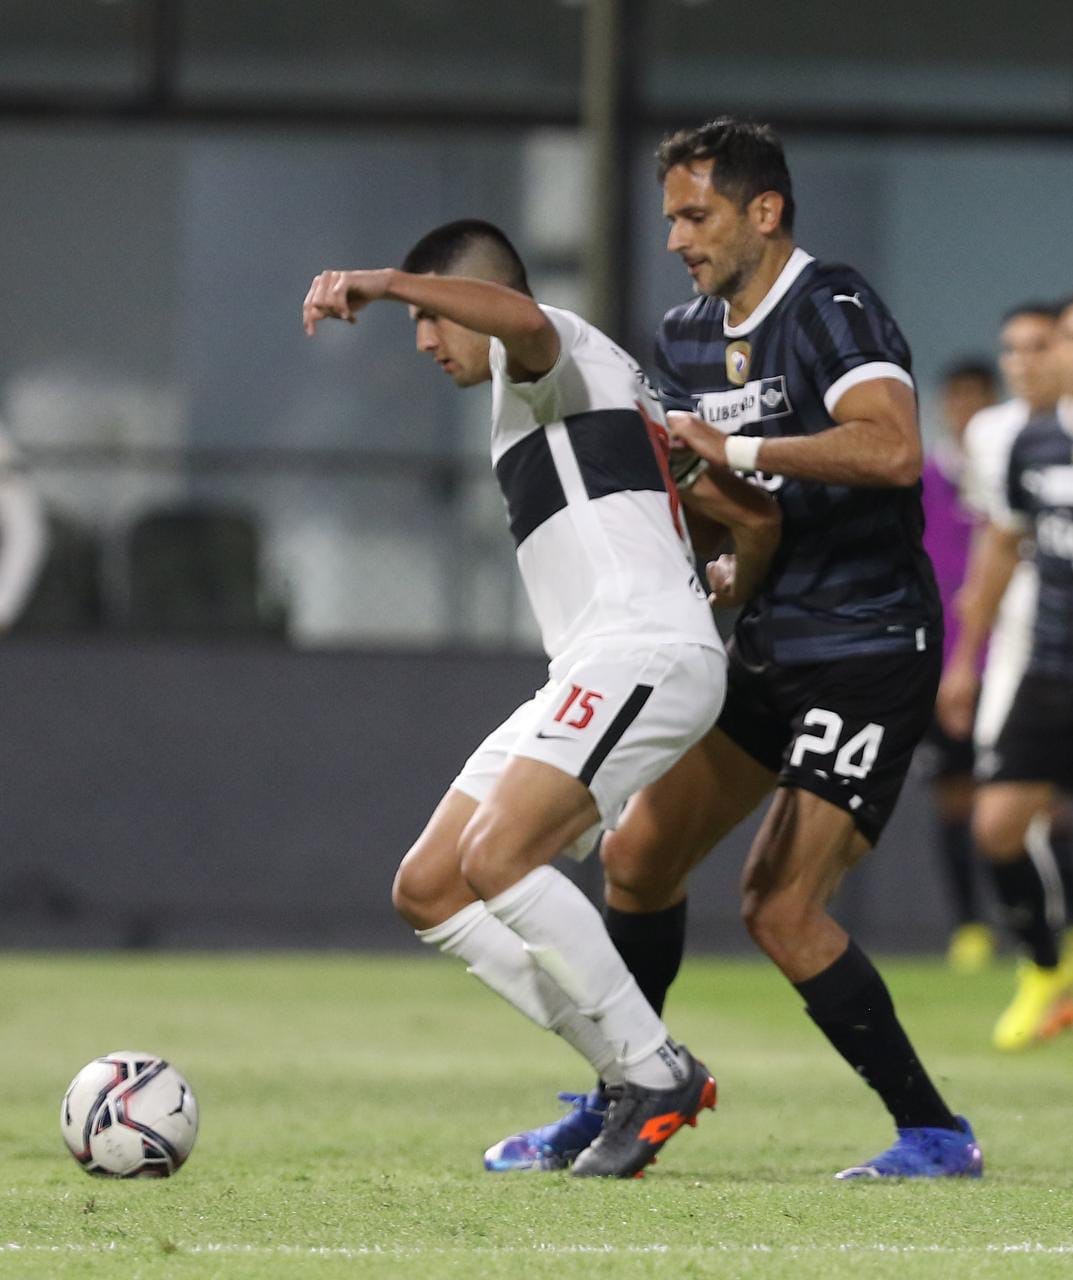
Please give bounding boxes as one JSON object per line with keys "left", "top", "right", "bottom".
{"left": 788, "top": 708, "right": 885, "bottom": 779}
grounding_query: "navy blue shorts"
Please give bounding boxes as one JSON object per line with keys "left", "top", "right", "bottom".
{"left": 717, "top": 640, "right": 942, "bottom": 846}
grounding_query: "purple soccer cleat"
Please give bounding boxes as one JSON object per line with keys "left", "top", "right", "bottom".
{"left": 484, "top": 1088, "right": 608, "bottom": 1172}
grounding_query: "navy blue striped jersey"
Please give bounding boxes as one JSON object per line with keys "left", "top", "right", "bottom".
{"left": 1002, "top": 401, "right": 1073, "bottom": 680}
{"left": 655, "top": 248, "right": 942, "bottom": 665}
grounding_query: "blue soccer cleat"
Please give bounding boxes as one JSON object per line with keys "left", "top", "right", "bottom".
{"left": 835, "top": 1116, "right": 983, "bottom": 1180}
{"left": 483, "top": 1088, "right": 608, "bottom": 1172}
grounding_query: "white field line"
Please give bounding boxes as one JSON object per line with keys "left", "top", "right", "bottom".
{"left": 3, "top": 1241, "right": 1073, "bottom": 1258}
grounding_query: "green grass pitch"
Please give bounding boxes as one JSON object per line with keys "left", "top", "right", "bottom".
{"left": 1, "top": 952, "right": 1071, "bottom": 1278}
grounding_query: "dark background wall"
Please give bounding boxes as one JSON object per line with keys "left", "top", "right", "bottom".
{"left": 0, "top": 640, "right": 952, "bottom": 954}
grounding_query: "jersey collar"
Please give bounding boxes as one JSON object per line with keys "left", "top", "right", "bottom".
{"left": 723, "top": 246, "right": 815, "bottom": 338}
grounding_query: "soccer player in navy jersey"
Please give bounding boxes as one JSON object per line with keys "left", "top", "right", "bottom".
{"left": 938, "top": 297, "right": 1073, "bottom": 1051}
{"left": 489, "top": 118, "right": 982, "bottom": 1180}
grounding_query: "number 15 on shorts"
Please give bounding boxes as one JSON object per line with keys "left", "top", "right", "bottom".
{"left": 553, "top": 684, "right": 605, "bottom": 731}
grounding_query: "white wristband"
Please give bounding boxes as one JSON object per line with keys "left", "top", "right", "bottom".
{"left": 724, "top": 434, "right": 763, "bottom": 473}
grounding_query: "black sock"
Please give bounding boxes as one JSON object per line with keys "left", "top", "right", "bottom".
{"left": 604, "top": 900, "right": 687, "bottom": 1017}
{"left": 795, "top": 941, "right": 959, "bottom": 1131}
{"left": 937, "top": 818, "right": 981, "bottom": 925}
{"left": 990, "top": 854, "right": 1061, "bottom": 968}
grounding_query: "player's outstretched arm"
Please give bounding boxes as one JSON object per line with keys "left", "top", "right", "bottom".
{"left": 682, "top": 468, "right": 780, "bottom": 607}
{"left": 667, "top": 378, "right": 922, "bottom": 488}
{"left": 303, "top": 268, "right": 559, "bottom": 379}
{"left": 935, "top": 521, "right": 1021, "bottom": 739}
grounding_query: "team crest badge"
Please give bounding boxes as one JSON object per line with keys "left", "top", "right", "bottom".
{"left": 725, "top": 340, "right": 751, "bottom": 386}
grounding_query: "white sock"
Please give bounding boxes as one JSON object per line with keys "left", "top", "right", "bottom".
{"left": 484, "top": 866, "right": 689, "bottom": 1089}
{"left": 417, "top": 901, "right": 623, "bottom": 1085}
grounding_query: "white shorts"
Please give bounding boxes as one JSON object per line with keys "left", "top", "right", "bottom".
{"left": 452, "top": 639, "right": 726, "bottom": 860}
{"left": 974, "top": 561, "right": 1037, "bottom": 750}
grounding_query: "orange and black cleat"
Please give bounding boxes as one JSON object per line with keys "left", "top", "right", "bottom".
{"left": 571, "top": 1048, "right": 716, "bottom": 1178}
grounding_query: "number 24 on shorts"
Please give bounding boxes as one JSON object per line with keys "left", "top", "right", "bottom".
{"left": 789, "top": 708, "right": 885, "bottom": 779}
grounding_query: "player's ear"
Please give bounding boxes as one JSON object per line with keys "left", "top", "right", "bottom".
{"left": 748, "top": 190, "right": 785, "bottom": 236}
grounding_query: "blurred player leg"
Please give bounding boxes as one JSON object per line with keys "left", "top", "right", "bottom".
{"left": 931, "top": 763, "right": 995, "bottom": 972}
{"left": 973, "top": 781, "right": 1073, "bottom": 1050}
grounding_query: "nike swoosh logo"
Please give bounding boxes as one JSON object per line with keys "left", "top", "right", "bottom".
{"left": 833, "top": 292, "right": 864, "bottom": 309}
{"left": 535, "top": 731, "right": 574, "bottom": 741}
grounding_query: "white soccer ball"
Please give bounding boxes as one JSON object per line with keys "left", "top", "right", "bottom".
{"left": 60, "top": 1051, "right": 198, "bottom": 1177}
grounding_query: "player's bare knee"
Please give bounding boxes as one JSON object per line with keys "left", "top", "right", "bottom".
{"left": 600, "top": 829, "right": 682, "bottom": 908}
{"left": 391, "top": 850, "right": 460, "bottom": 930}
{"left": 391, "top": 860, "right": 434, "bottom": 929}
{"left": 971, "top": 808, "right": 1025, "bottom": 862}
{"left": 457, "top": 821, "right": 512, "bottom": 900}
{"left": 742, "top": 890, "right": 812, "bottom": 957}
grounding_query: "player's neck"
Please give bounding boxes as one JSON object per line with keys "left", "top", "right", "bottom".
{"left": 724, "top": 239, "right": 796, "bottom": 327}
{"left": 1025, "top": 394, "right": 1057, "bottom": 415}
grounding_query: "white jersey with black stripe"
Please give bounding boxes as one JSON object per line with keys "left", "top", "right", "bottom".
{"left": 961, "top": 397, "right": 1039, "bottom": 746}
{"left": 489, "top": 305, "right": 720, "bottom": 661}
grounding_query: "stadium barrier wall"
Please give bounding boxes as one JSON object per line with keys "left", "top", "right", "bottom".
{"left": 0, "top": 639, "right": 950, "bottom": 953}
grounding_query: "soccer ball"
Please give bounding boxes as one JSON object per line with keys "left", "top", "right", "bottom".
{"left": 60, "top": 1051, "right": 198, "bottom": 1177}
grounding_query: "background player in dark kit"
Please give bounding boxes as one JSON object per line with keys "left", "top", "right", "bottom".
{"left": 938, "top": 297, "right": 1073, "bottom": 1051}
{"left": 918, "top": 359, "right": 999, "bottom": 973}
{"left": 491, "top": 118, "right": 981, "bottom": 1180}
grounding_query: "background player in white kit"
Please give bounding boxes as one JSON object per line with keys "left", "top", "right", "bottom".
{"left": 303, "top": 220, "right": 780, "bottom": 1177}
{"left": 951, "top": 303, "right": 1062, "bottom": 752}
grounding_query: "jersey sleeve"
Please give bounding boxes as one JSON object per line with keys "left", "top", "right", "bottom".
{"left": 793, "top": 280, "right": 915, "bottom": 415}
{"left": 653, "top": 322, "right": 695, "bottom": 414}
{"left": 652, "top": 320, "right": 710, "bottom": 489}
{"left": 489, "top": 305, "right": 587, "bottom": 416}
{"left": 996, "top": 434, "right": 1033, "bottom": 533}
{"left": 961, "top": 406, "right": 1021, "bottom": 522}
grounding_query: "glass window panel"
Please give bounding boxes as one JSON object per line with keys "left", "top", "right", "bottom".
{"left": 639, "top": 0, "right": 1073, "bottom": 121}
{"left": 178, "top": 0, "right": 583, "bottom": 112}
{"left": 0, "top": 120, "right": 581, "bottom": 650}
{"left": 0, "top": 0, "right": 147, "bottom": 94}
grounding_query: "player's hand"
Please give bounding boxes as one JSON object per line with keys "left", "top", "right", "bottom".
{"left": 303, "top": 269, "right": 394, "bottom": 336}
{"left": 935, "top": 660, "right": 979, "bottom": 740}
{"left": 706, "top": 555, "right": 740, "bottom": 607}
{"left": 667, "top": 411, "right": 727, "bottom": 468}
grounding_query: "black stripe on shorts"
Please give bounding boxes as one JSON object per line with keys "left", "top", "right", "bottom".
{"left": 579, "top": 684, "right": 654, "bottom": 787}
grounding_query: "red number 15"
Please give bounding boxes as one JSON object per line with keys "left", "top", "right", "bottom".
{"left": 553, "top": 684, "right": 604, "bottom": 730}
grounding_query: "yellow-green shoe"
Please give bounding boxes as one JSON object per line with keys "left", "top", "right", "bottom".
{"left": 992, "top": 962, "right": 1073, "bottom": 1051}
{"left": 946, "top": 923, "right": 996, "bottom": 975}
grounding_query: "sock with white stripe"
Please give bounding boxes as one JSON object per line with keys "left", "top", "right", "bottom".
{"left": 417, "top": 901, "right": 624, "bottom": 1085}
{"left": 484, "top": 865, "right": 689, "bottom": 1089}
{"left": 990, "top": 852, "right": 1061, "bottom": 969}
{"left": 1026, "top": 813, "right": 1070, "bottom": 934}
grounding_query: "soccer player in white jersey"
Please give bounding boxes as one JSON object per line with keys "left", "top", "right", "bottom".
{"left": 938, "top": 301, "right": 1073, "bottom": 1050}
{"left": 952, "top": 304, "right": 1062, "bottom": 751}
{"left": 302, "top": 220, "right": 780, "bottom": 1177}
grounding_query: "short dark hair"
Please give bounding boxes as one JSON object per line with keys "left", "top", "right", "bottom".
{"left": 401, "top": 219, "right": 531, "bottom": 295}
{"left": 656, "top": 117, "right": 795, "bottom": 232}
{"left": 940, "top": 358, "right": 997, "bottom": 388}
{"left": 1001, "top": 299, "right": 1063, "bottom": 325}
